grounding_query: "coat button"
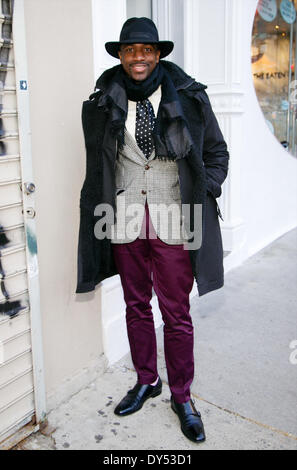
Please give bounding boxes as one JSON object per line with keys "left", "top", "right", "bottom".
{"left": 141, "top": 190, "right": 147, "bottom": 195}
{"left": 145, "top": 164, "right": 150, "bottom": 170}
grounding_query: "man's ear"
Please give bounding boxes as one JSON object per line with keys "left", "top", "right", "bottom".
{"left": 118, "top": 48, "right": 122, "bottom": 61}
{"left": 156, "top": 49, "right": 161, "bottom": 63}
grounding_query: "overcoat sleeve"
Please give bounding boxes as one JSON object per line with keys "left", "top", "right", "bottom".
{"left": 200, "top": 91, "right": 229, "bottom": 199}
{"left": 75, "top": 96, "right": 106, "bottom": 294}
{"left": 188, "top": 87, "right": 229, "bottom": 296}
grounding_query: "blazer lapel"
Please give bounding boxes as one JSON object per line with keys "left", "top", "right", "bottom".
{"left": 124, "top": 128, "right": 156, "bottom": 163}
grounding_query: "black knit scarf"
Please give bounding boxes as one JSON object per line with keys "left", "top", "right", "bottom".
{"left": 98, "top": 62, "right": 194, "bottom": 162}
{"left": 122, "top": 62, "right": 163, "bottom": 101}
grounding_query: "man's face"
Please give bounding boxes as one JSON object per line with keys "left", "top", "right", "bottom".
{"left": 118, "top": 43, "right": 161, "bottom": 82}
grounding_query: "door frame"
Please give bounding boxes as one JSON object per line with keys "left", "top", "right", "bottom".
{"left": 13, "top": 0, "right": 46, "bottom": 428}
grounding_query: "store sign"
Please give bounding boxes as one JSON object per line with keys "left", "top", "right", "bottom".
{"left": 258, "top": 0, "right": 277, "bottom": 22}
{"left": 280, "top": 0, "right": 296, "bottom": 24}
{"left": 253, "top": 71, "right": 289, "bottom": 79}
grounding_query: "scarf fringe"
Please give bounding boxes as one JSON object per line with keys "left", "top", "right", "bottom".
{"left": 155, "top": 144, "right": 193, "bottom": 162}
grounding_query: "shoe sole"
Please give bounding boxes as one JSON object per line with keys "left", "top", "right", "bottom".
{"left": 114, "top": 387, "right": 162, "bottom": 417}
{"left": 171, "top": 403, "right": 206, "bottom": 443}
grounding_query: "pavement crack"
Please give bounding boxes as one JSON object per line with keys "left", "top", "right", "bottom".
{"left": 190, "top": 392, "right": 297, "bottom": 442}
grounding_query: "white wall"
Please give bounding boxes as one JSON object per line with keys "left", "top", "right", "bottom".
{"left": 184, "top": 0, "right": 297, "bottom": 271}
{"left": 242, "top": 0, "right": 297, "bottom": 258}
{"left": 92, "top": 0, "right": 126, "bottom": 82}
{"left": 24, "top": 0, "right": 107, "bottom": 409}
{"left": 153, "top": 0, "right": 184, "bottom": 68}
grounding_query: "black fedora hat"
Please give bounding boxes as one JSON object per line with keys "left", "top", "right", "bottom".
{"left": 105, "top": 17, "right": 174, "bottom": 59}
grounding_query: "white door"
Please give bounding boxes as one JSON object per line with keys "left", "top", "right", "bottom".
{"left": 0, "top": 0, "right": 46, "bottom": 447}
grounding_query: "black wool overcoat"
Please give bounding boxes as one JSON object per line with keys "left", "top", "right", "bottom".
{"left": 75, "top": 61, "right": 229, "bottom": 296}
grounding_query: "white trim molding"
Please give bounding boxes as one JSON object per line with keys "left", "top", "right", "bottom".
{"left": 13, "top": 0, "right": 47, "bottom": 426}
{"left": 91, "top": 0, "right": 127, "bottom": 83}
{"left": 184, "top": 0, "right": 246, "bottom": 257}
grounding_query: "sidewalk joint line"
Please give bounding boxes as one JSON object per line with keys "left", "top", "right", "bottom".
{"left": 116, "top": 364, "right": 297, "bottom": 442}
{"left": 190, "top": 392, "right": 297, "bottom": 442}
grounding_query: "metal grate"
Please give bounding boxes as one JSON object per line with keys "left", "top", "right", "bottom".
{"left": 0, "top": 0, "right": 28, "bottom": 319}
{"left": 0, "top": 0, "right": 35, "bottom": 446}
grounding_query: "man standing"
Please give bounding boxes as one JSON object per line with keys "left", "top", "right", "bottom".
{"left": 76, "top": 18, "right": 229, "bottom": 443}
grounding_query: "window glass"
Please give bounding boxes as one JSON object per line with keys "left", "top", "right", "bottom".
{"left": 252, "top": 0, "right": 297, "bottom": 156}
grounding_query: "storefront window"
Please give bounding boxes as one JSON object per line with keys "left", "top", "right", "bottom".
{"left": 252, "top": 0, "right": 297, "bottom": 156}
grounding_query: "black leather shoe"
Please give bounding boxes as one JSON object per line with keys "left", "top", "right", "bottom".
{"left": 114, "top": 377, "right": 162, "bottom": 416}
{"left": 171, "top": 396, "right": 206, "bottom": 443}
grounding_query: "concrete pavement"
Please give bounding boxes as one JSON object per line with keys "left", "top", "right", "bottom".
{"left": 13, "top": 228, "right": 297, "bottom": 450}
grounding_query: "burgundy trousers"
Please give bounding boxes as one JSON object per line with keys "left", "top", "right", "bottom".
{"left": 112, "top": 201, "right": 194, "bottom": 403}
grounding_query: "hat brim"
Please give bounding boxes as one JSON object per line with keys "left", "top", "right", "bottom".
{"left": 105, "top": 40, "right": 174, "bottom": 59}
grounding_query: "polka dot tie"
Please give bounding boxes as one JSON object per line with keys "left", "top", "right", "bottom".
{"left": 135, "top": 99, "right": 156, "bottom": 159}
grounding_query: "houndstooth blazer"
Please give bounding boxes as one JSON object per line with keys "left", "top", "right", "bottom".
{"left": 110, "top": 128, "right": 189, "bottom": 245}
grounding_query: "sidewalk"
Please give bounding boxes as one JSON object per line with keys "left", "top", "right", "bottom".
{"left": 14, "top": 228, "right": 297, "bottom": 450}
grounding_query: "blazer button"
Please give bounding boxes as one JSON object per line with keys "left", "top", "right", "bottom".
{"left": 145, "top": 164, "right": 150, "bottom": 170}
{"left": 141, "top": 190, "right": 147, "bottom": 195}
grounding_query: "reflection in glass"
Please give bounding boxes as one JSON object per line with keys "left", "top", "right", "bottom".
{"left": 251, "top": 0, "right": 297, "bottom": 156}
